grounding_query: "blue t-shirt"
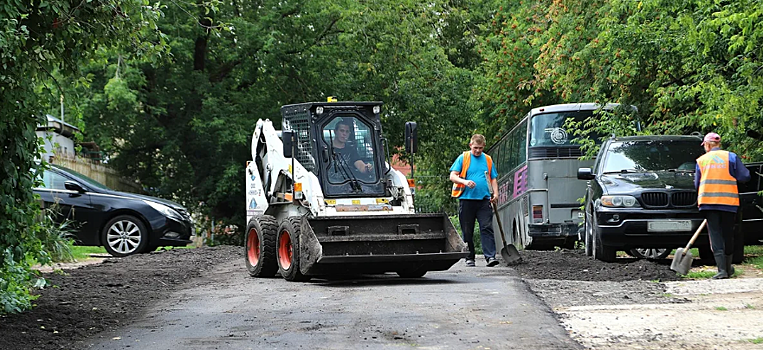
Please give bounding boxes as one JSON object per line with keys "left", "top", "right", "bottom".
{"left": 450, "top": 152, "right": 498, "bottom": 200}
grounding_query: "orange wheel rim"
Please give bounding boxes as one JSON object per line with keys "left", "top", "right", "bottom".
{"left": 247, "top": 228, "right": 260, "bottom": 265}
{"left": 278, "top": 230, "right": 292, "bottom": 269}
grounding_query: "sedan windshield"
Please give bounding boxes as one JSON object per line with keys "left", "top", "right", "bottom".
{"left": 602, "top": 140, "right": 704, "bottom": 173}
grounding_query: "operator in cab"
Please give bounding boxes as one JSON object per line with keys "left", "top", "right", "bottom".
{"left": 330, "top": 119, "right": 373, "bottom": 174}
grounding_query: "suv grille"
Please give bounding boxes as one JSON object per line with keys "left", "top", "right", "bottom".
{"left": 641, "top": 192, "right": 668, "bottom": 207}
{"left": 671, "top": 191, "right": 697, "bottom": 207}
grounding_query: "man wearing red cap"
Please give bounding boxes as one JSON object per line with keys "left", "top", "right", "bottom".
{"left": 695, "top": 132, "right": 751, "bottom": 279}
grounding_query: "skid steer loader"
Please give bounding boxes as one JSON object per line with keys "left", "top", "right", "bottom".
{"left": 244, "top": 101, "right": 468, "bottom": 281}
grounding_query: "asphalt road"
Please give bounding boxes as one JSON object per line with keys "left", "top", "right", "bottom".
{"left": 82, "top": 259, "right": 581, "bottom": 350}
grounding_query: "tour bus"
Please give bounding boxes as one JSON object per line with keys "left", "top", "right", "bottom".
{"left": 487, "top": 103, "right": 633, "bottom": 249}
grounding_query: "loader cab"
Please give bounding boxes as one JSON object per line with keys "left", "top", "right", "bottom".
{"left": 281, "top": 101, "right": 387, "bottom": 198}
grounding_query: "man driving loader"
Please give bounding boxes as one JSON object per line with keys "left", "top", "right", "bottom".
{"left": 327, "top": 118, "right": 373, "bottom": 174}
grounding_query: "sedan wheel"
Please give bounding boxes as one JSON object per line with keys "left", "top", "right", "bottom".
{"left": 629, "top": 248, "right": 670, "bottom": 260}
{"left": 102, "top": 215, "right": 148, "bottom": 257}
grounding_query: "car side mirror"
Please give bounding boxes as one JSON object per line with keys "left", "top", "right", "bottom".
{"left": 64, "top": 181, "right": 86, "bottom": 193}
{"left": 577, "top": 168, "right": 595, "bottom": 180}
{"left": 282, "top": 130, "right": 295, "bottom": 158}
{"left": 404, "top": 121, "right": 418, "bottom": 154}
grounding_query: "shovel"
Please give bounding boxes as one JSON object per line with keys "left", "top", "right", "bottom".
{"left": 485, "top": 171, "right": 522, "bottom": 265}
{"left": 670, "top": 219, "right": 707, "bottom": 275}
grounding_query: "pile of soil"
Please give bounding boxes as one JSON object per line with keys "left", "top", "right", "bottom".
{"left": 0, "top": 246, "right": 241, "bottom": 350}
{"left": 512, "top": 249, "right": 683, "bottom": 282}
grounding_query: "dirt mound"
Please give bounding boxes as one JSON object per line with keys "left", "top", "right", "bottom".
{"left": 0, "top": 246, "right": 242, "bottom": 350}
{"left": 512, "top": 249, "right": 683, "bottom": 282}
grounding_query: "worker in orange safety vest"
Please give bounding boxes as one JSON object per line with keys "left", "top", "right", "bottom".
{"left": 449, "top": 134, "right": 499, "bottom": 268}
{"left": 695, "top": 132, "right": 751, "bottom": 279}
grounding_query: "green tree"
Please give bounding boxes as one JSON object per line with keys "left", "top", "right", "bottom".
{"left": 1, "top": 0, "right": 162, "bottom": 314}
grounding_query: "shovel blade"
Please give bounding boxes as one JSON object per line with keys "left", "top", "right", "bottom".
{"left": 501, "top": 244, "right": 522, "bottom": 265}
{"left": 670, "top": 248, "right": 693, "bottom": 275}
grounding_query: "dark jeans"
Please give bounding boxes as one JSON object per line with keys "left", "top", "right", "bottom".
{"left": 704, "top": 210, "right": 735, "bottom": 256}
{"left": 459, "top": 199, "right": 497, "bottom": 261}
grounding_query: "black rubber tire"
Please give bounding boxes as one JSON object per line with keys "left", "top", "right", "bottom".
{"left": 277, "top": 217, "right": 311, "bottom": 282}
{"left": 592, "top": 213, "right": 616, "bottom": 262}
{"left": 629, "top": 248, "right": 671, "bottom": 260}
{"left": 245, "top": 215, "right": 278, "bottom": 277}
{"left": 584, "top": 212, "right": 593, "bottom": 256}
{"left": 698, "top": 245, "right": 714, "bottom": 262}
{"left": 101, "top": 215, "right": 149, "bottom": 257}
{"left": 732, "top": 224, "right": 745, "bottom": 264}
{"left": 397, "top": 267, "right": 428, "bottom": 278}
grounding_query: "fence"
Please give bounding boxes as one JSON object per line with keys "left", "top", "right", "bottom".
{"left": 50, "top": 154, "right": 144, "bottom": 194}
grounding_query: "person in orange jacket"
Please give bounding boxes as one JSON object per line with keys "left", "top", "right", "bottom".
{"left": 450, "top": 134, "right": 499, "bottom": 267}
{"left": 694, "top": 132, "right": 751, "bottom": 279}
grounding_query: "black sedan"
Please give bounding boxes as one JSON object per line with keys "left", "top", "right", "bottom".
{"left": 34, "top": 165, "right": 193, "bottom": 256}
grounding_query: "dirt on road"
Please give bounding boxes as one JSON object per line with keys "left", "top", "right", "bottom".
{"left": 1, "top": 246, "right": 761, "bottom": 350}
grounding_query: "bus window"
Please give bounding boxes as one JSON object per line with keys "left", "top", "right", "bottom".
{"left": 517, "top": 119, "right": 528, "bottom": 164}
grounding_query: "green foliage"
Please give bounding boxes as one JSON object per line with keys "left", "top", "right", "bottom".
{"left": 1, "top": 0, "right": 162, "bottom": 314}
{"left": 0, "top": 249, "right": 41, "bottom": 314}
{"left": 36, "top": 207, "right": 77, "bottom": 263}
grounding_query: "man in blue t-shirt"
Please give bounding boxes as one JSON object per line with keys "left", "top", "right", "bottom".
{"left": 449, "top": 134, "right": 499, "bottom": 267}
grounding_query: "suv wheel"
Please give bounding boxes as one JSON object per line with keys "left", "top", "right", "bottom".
{"left": 584, "top": 211, "right": 593, "bottom": 256}
{"left": 591, "top": 212, "right": 616, "bottom": 262}
{"left": 629, "top": 248, "right": 670, "bottom": 260}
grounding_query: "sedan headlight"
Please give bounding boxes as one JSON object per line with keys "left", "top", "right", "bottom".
{"left": 143, "top": 200, "right": 183, "bottom": 219}
{"left": 600, "top": 195, "right": 640, "bottom": 208}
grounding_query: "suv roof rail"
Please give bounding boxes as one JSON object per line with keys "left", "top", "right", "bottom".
{"left": 689, "top": 131, "right": 702, "bottom": 137}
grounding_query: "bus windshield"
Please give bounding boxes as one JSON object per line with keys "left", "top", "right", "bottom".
{"left": 529, "top": 111, "right": 597, "bottom": 147}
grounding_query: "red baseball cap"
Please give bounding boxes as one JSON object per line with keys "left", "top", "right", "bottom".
{"left": 701, "top": 132, "right": 721, "bottom": 145}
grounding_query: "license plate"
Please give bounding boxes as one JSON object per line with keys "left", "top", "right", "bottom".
{"left": 647, "top": 220, "right": 692, "bottom": 232}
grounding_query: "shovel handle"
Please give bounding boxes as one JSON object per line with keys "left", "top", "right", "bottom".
{"left": 682, "top": 219, "right": 707, "bottom": 254}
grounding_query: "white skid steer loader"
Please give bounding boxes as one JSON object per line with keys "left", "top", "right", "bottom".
{"left": 245, "top": 101, "right": 468, "bottom": 281}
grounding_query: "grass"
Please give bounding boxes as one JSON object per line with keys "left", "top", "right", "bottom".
{"left": 745, "top": 304, "right": 755, "bottom": 309}
{"left": 715, "top": 306, "right": 728, "bottom": 311}
{"left": 70, "top": 246, "right": 107, "bottom": 260}
{"left": 661, "top": 293, "right": 674, "bottom": 298}
{"left": 683, "top": 270, "right": 717, "bottom": 279}
{"left": 748, "top": 337, "right": 763, "bottom": 344}
{"left": 743, "top": 245, "right": 763, "bottom": 269}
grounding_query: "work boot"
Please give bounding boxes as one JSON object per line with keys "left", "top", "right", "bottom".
{"left": 712, "top": 253, "right": 729, "bottom": 279}
{"left": 726, "top": 254, "right": 735, "bottom": 277}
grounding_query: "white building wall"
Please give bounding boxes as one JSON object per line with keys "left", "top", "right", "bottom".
{"left": 36, "top": 130, "right": 76, "bottom": 162}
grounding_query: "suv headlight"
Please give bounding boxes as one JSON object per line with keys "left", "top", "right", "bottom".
{"left": 600, "top": 195, "right": 640, "bottom": 208}
{"left": 143, "top": 200, "right": 183, "bottom": 219}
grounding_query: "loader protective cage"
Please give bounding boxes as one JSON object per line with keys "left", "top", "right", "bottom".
{"left": 281, "top": 101, "right": 387, "bottom": 198}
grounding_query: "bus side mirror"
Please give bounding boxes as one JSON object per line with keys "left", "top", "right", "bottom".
{"left": 282, "top": 130, "right": 295, "bottom": 158}
{"left": 405, "top": 121, "right": 418, "bottom": 154}
{"left": 577, "top": 168, "right": 595, "bottom": 180}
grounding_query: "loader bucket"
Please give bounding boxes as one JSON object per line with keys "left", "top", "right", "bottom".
{"left": 298, "top": 213, "right": 468, "bottom": 276}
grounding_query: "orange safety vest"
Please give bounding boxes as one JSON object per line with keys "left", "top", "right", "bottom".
{"left": 697, "top": 150, "right": 739, "bottom": 206}
{"left": 451, "top": 151, "right": 494, "bottom": 198}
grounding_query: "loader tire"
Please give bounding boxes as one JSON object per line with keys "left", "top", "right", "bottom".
{"left": 245, "top": 215, "right": 278, "bottom": 277}
{"left": 277, "top": 217, "right": 311, "bottom": 282}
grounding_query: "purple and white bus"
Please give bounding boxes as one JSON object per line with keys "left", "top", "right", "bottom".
{"left": 487, "top": 103, "right": 629, "bottom": 249}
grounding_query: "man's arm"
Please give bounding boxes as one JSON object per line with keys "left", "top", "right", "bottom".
{"left": 450, "top": 171, "right": 476, "bottom": 189}
{"left": 490, "top": 177, "right": 499, "bottom": 202}
{"left": 730, "top": 153, "right": 751, "bottom": 183}
{"left": 694, "top": 163, "right": 701, "bottom": 189}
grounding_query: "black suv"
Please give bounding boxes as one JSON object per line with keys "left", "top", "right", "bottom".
{"left": 577, "top": 135, "right": 745, "bottom": 262}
